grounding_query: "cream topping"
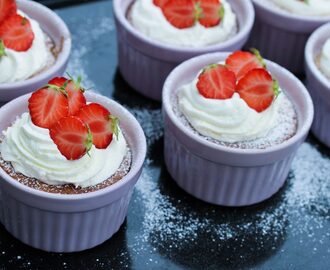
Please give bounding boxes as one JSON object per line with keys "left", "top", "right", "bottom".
{"left": 0, "top": 11, "right": 52, "bottom": 84}
{"left": 130, "top": 0, "right": 238, "bottom": 47}
{"left": 0, "top": 113, "right": 127, "bottom": 188}
{"left": 178, "top": 75, "right": 283, "bottom": 143}
{"left": 270, "top": 0, "right": 330, "bottom": 16}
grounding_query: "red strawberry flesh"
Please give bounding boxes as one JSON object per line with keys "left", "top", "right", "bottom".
{"left": 76, "top": 103, "right": 119, "bottom": 149}
{"left": 162, "top": 0, "right": 198, "bottom": 29}
{"left": 199, "top": 0, "right": 223, "bottom": 28}
{"left": 196, "top": 64, "right": 236, "bottom": 99}
{"left": 50, "top": 116, "right": 92, "bottom": 160}
{"left": 226, "top": 49, "right": 266, "bottom": 81}
{"left": 48, "top": 76, "right": 87, "bottom": 116}
{"left": 236, "top": 68, "right": 279, "bottom": 113}
{"left": 0, "top": 0, "right": 17, "bottom": 25}
{"left": 28, "top": 86, "right": 69, "bottom": 129}
{"left": 0, "top": 14, "right": 34, "bottom": 52}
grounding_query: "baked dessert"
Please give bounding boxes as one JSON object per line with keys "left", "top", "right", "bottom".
{"left": 128, "top": 0, "right": 238, "bottom": 47}
{"left": 305, "top": 22, "right": 330, "bottom": 147}
{"left": 0, "top": 80, "right": 146, "bottom": 253}
{"left": 0, "top": 76, "right": 131, "bottom": 193}
{"left": 173, "top": 50, "right": 298, "bottom": 149}
{"left": 162, "top": 51, "right": 313, "bottom": 206}
{"left": 247, "top": 0, "right": 330, "bottom": 74}
{"left": 0, "top": 0, "right": 71, "bottom": 102}
{"left": 114, "top": 0, "right": 254, "bottom": 101}
{"left": 0, "top": 0, "right": 57, "bottom": 84}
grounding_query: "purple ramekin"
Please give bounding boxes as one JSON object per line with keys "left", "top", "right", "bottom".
{"left": 247, "top": 0, "right": 330, "bottom": 75}
{"left": 0, "top": 0, "right": 71, "bottom": 102}
{"left": 162, "top": 52, "right": 314, "bottom": 206}
{"left": 305, "top": 23, "right": 330, "bottom": 147}
{"left": 0, "top": 92, "right": 146, "bottom": 252}
{"left": 113, "top": 0, "right": 255, "bottom": 101}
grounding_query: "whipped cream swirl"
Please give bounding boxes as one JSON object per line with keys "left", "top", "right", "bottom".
{"left": 0, "top": 113, "right": 127, "bottom": 188}
{"left": 178, "top": 77, "right": 282, "bottom": 143}
{"left": 130, "top": 0, "right": 238, "bottom": 47}
{"left": 320, "top": 38, "right": 330, "bottom": 79}
{"left": 0, "top": 12, "right": 52, "bottom": 84}
{"left": 269, "top": 0, "right": 330, "bottom": 16}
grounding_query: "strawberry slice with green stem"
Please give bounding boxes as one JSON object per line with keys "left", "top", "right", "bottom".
{"left": 0, "top": 14, "right": 34, "bottom": 52}
{"left": 226, "top": 49, "right": 266, "bottom": 81}
{"left": 196, "top": 64, "right": 236, "bottom": 99}
{"left": 28, "top": 85, "right": 69, "bottom": 129}
{"left": 0, "top": 0, "right": 17, "bottom": 25}
{"left": 199, "top": 0, "right": 224, "bottom": 28}
{"left": 75, "top": 103, "right": 119, "bottom": 149}
{"left": 236, "top": 68, "right": 280, "bottom": 113}
{"left": 162, "top": 0, "right": 201, "bottom": 29}
{"left": 48, "top": 75, "right": 87, "bottom": 116}
{"left": 50, "top": 116, "right": 93, "bottom": 160}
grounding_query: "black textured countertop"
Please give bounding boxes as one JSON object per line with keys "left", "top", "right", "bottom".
{"left": 0, "top": 1, "right": 329, "bottom": 269}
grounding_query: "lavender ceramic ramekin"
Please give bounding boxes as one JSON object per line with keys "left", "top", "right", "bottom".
{"left": 0, "top": 0, "right": 71, "bottom": 102}
{"left": 247, "top": 0, "right": 330, "bottom": 75}
{"left": 162, "top": 52, "right": 314, "bottom": 206}
{"left": 305, "top": 23, "right": 330, "bottom": 147}
{"left": 0, "top": 92, "right": 146, "bottom": 252}
{"left": 113, "top": 0, "right": 254, "bottom": 101}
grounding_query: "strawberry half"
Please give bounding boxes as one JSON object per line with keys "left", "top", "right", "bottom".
{"left": 75, "top": 103, "right": 119, "bottom": 149}
{"left": 0, "top": 0, "right": 17, "bottom": 25}
{"left": 199, "top": 0, "right": 224, "bottom": 28}
{"left": 0, "top": 14, "right": 34, "bottom": 51}
{"left": 236, "top": 68, "right": 280, "bottom": 113}
{"left": 162, "top": 0, "right": 200, "bottom": 29}
{"left": 196, "top": 64, "right": 236, "bottom": 99}
{"left": 28, "top": 85, "right": 69, "bottom": 129}
{"left": 48, "top": 76, "right": 86, "bottom": 116}
{"left": 50, "top": 116, "right": 93, "bottom": 160}
{"left": 153, "top": 0, "right": 169, "bottom": 8}
{"left": 226, "top": 49, "right": 266, "bottom": 81}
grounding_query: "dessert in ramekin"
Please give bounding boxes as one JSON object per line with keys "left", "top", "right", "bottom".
{"left": 247, "top": 0, "right": 330, "bottom": 75}
{"left": 0, "top": 0, "right": 71, "bottom": 101}
{"left": 163, "top": 51, "right": 313, "bottom": 206}
{"left": 305, "top": 22, "right": 330, "bottom": 147}
{"left": 0, "top": 77, "right": 146, "bottom": 252}
{"left": 114, "top": 0, "right": 254, "bottom": 101}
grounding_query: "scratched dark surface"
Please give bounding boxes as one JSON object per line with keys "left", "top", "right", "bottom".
{"left": 0, "top": 1, "right": 329, "bottom": 269}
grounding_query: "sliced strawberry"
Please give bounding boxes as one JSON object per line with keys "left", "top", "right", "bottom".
{"left": 28, "top": 86, "right": 69, "bottom": 129}
{"left": 0, "top": 14, "right": 34, "bottom": 52}
{"left": 236, "top": 68, "right": 280, "bottom": 113}
{"left": 196, "top": 64, "right": 236, "bottom": 99}
{"left": 226, "top": 49, "right": 266, "bottom": 81}
{"left": 50, "top": 116, "right": 92, "bottom": 160}
{"left": 153, "top": 0, "right": 169, "bottom": 8}
{"left": 48, "top": 76, "right": 86, "bottom": 116}
{"left": 0, "top": 0, "right": 17, "bottom": 25}
{"left": 75, "top": 103, "right": 119, "bottom": 149}
{"left": 199, "top": 0, "right": 224, "bottom": 28}
{"left": 162, "top": 0, "right": 199, "bottom": 29}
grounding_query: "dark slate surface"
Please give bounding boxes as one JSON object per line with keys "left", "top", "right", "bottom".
{"left": 0, "top": 1, "right": 329, "bottom": 269}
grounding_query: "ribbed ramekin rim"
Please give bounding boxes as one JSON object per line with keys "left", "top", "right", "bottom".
{"left": 162, "top": 52, "right": 314, "bottom": 156}
{"left": 113, "top": 0, "right": 255, "bottom": 54}
{"left": 0, "top": 0, "right": 72, "bottom": 91}
{"left": 305, "top": 22, "right": 330, "bottom": 91}
{"left": 253, "top": 0, "right": 330, "bottom": 23}
{"left": 0, "top": 92, "right": 147, "bottom": 201}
